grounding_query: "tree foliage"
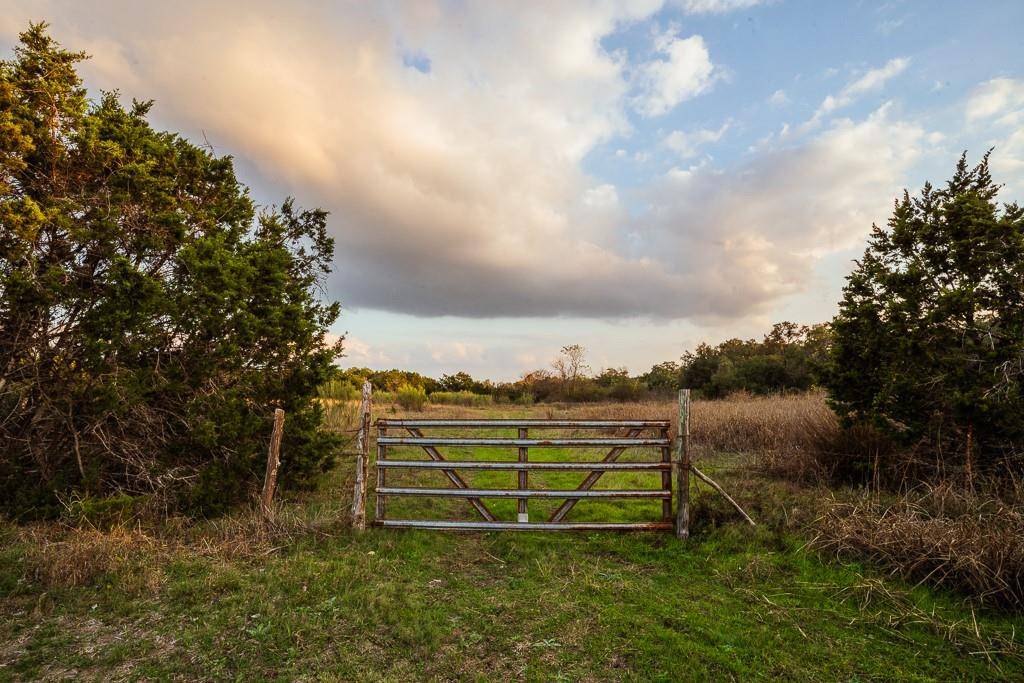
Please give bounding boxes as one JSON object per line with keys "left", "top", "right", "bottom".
{"left": 0, "top": 25, "right": 342, "bottom": 516}
{"left": 678, "top": 322, "right": 831, "bottom": 398}
{"left": 826, "top": 153, "right": 1024, "bottom": 476}
{"left": 328, "top": 324, "right": 832, "bottom": 405}
{"left": 325, "top": 367, "right": 440, "bottom": 397}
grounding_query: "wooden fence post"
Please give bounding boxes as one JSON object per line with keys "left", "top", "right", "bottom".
{"left": 675, "top": 389, "right": 691, "bottom": 540}
{"left": 261, "top": 408, "right": 286, "bottom": 520}
{"left": 351, "top": 381, "right": 373, "bottom": 531}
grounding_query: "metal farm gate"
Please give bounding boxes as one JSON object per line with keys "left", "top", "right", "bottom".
{"left": 372, "top": 418, "right": 677, "bottom": 532}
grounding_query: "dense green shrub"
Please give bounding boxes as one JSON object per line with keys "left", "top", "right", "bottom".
{"left": 0, "top": 25, "right": 342, "bottom": 517}
{"left": 679, "top": 323, "right": 831, "bottom": 399}
{"left": 395, "top": 384, "right": 428, "bottom": 411}
{"left": 827, "top": 153, "right": 1024, "bottom": 479}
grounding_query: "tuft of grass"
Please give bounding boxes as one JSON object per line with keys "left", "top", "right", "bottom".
{"left": 13, "top": 524, "right": 166, "bottom": 591}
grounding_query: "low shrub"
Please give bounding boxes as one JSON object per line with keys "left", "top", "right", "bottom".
{"left": 16, "top": 524, "right": 165, "bottom": 590}
{"left": 515, "top": 391, "right": 535, "bottom": 406}
{"left": 373, "top": 391, "right": 396, "bottom": 404}
{"left": 61, "top": 494, "right": 151, "bottom": 530}
{"left": 318, "top": 379, "right": 359, "bottom": 401}
{"left": 429, "top": 391, "right": 492, "bottom": 407}
{"left": 395, "top": 384, "right": 428, "bottom": 411}
{"left": 609, "top": 379, "right": 646, "bottom": 402}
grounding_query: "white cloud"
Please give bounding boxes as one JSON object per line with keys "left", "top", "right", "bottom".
{"left": 663, "top": 122, "right": 730, "bottom": 158}
{"left": 428, "top": 341, "right": 485, "bottom": 364}
{"left": 342, "top": 337, "right": 393, "bottom": 366}
{"left": 995, "top": 129, "right": 1024, "bottom": 176}
{"left": 768, "top": 89, "right": 788, "bottom": 106}
{"left": 582, "top": 183, "right": 619, "bottom": 208}
{"left": 632, "top": 27, "right": 717, "bottom": 117}
{"left": 876, "top": 18, "right": 904, "bottom": 35}
{"left": 967, "top": 79, "right": 1024, "bottom": 189}
{"left": 637, "top": 103, "right": 927, "bottom": 319}
{"left": 671, "top": 0, "right": 766, "bottom": 13}
{"left": 966, "top": 78, "right": 1024, "bottom": 123}
{"left": 810, "top": 58, "right": 910, "bottom": 124}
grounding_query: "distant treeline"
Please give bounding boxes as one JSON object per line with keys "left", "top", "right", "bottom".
{"left": 321, "top": 322, "right": 832, "bottom": 403}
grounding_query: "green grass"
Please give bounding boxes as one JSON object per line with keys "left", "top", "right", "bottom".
{"left": 2, "top": 412, "right": 1023, "bottom": 680}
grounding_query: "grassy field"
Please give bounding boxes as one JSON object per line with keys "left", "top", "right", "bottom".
{"left": 2, "top": 398, "right": 1023, "bottom": 680}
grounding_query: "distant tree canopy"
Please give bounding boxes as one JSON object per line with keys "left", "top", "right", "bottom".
{"left": 826, "top": 153, "right": 1024, "bottom": 477}
{"left": 327, "top": 367, "right": 441, "bottom": 396}
{"left": 439, "top": 371, "right": 492, "bottom": 394}
{"left": 328, "top": 325, "right": 832, "bottom": 405}
{"left": 0, "top": 25, "right": 342, "bottom": 517}
{"left": 677, "top": 323, "right": 832, "bottom": 399}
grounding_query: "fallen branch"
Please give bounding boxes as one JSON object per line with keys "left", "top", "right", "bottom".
{"left": 691, "top": 465, "right": 756, "bottom": 527}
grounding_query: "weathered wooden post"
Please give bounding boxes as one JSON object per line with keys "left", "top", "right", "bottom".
{"left": 351, "top": 381, "right": 373, "bottom": 531}
{"left": 261, "top": 408, "right": 286, "bottom": 520}
{"left": 675, "top": 389, "right": 691, "bottom": 539}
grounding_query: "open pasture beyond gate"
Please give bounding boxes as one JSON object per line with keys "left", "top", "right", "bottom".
{"left": 2, "top": 395, "right": 1023, "bottom": 680}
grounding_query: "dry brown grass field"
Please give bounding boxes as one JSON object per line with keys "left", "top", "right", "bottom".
{"left": 352, "top": 390, "right": 837, "bottom": 455}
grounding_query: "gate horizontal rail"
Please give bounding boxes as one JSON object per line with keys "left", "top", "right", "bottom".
{"left": 378, "top": 419, "right": 669, "bottom": 429}
{"left": 377, "top": 487, "right": 671, "bottom": 498}
{"left": 377, "top": 460, "right": 670, "bottom": 471}
{"left": 379, "top": 520, "right": 674, "bottom": 531}
{"left": 374, "top": 418, "right": 674, "bottom": 532}
{"left": 377, "top": 436, "right": 669, "bottom": 448}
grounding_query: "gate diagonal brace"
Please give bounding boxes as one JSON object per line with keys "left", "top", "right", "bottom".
{"left": 549, "top": 427, "right": 643, "bottom": 523}
{"left": 406, "top": 427, "right": 497, "bottom": 522}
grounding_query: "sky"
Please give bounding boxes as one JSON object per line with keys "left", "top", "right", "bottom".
{"left": 3, "top": 0, "right": 1024, "bottom": 380}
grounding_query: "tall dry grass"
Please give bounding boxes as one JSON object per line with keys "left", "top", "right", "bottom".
{"left": 813, "top": 482, "right": 1024, "bottom": 609}
{"left": 366, "top": 390, "right": 838, "bottom": 458}
{"left": 5, "top": 503, "right": 352, "bottom": 591}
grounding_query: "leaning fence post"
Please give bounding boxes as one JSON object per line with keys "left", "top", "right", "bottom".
{"left": 675, "top": 389, "right": 691, "bottom": 539}
{"left": 351, "top": 381, "right": 373, "bottom": 531}
{"left": 261, "top": 408, "right": 286, "bottom": 520}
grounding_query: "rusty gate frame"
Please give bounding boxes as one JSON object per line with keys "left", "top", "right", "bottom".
{"left": 373, "top": 418, "right": 675, "bottom": 531}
